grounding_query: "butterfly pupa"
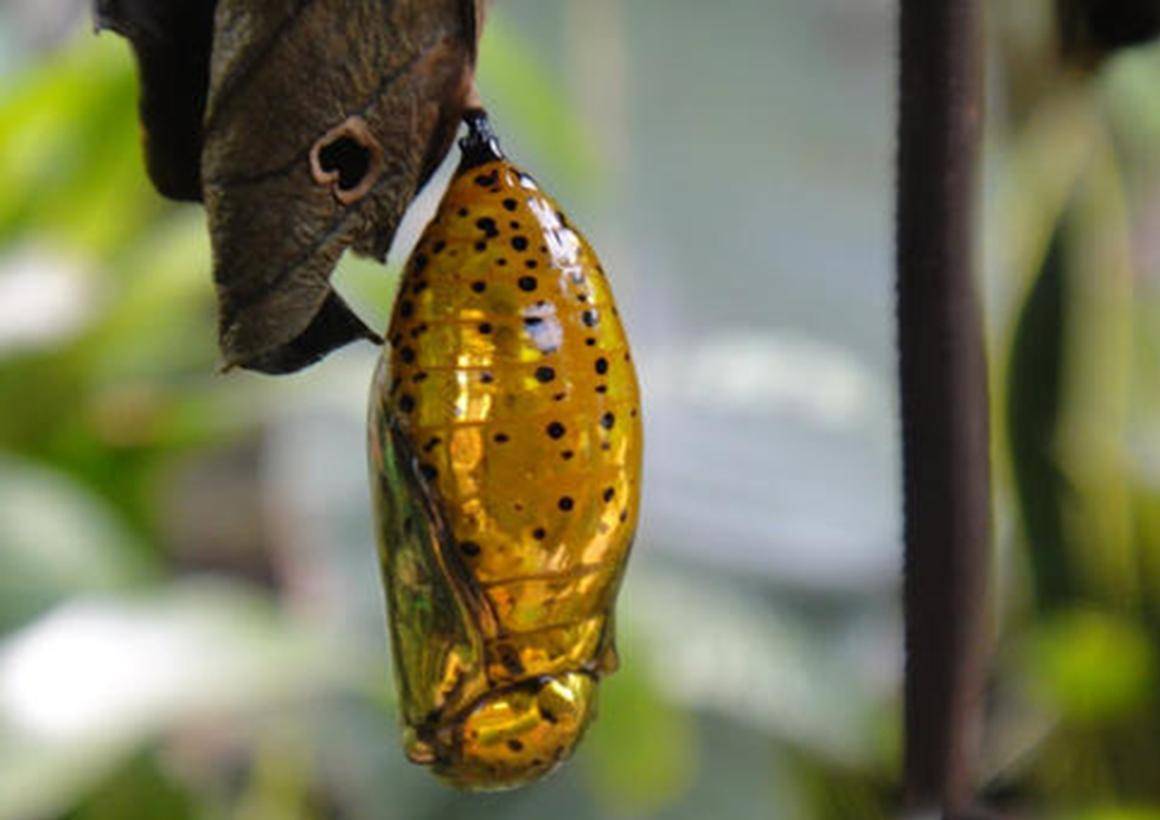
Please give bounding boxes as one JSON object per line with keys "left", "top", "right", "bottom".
{"left": 367, "top": 110, "right": 642, "bottom": 790}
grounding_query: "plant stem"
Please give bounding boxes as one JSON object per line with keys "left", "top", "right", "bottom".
{"left": 896, "top": 0, "right": 989, "bottom": 814}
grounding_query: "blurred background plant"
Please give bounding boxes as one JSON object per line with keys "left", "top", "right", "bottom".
{"left": 0, "top": 0, "right": 1156, "bottom": 818}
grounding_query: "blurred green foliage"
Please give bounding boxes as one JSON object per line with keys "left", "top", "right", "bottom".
{"left": 988, "top": 2, "right": 1160, "bottom": 811}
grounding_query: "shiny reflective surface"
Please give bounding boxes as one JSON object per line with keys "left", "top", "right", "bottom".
{"left": 367, "top": 148, "right": 642, "bottom": 790}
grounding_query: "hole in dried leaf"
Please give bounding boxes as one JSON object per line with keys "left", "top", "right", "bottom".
{"left": 309, "top": 116, "right": 384, "bottom": 205}
{"left": 319, "top": 137, "right": 371, "bottom": 191}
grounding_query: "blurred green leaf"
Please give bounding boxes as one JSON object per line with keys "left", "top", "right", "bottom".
{"left": 582, "top": 637, "right": 697, "bottom": 815}
{"left": 0, "top": 35, "right": 162, "bottom": 256}
{"left": 67, "top": 752, "right": 197, "bottom": 820}
{"left": 1022, "top": 610, "right": 1157, "bottom": 724}
{"left": 788, "top": 752, "right": 893, "bottom": 820}
{"left": 83, "top": 212, "right": 215, "bottom": 381}
{"left": 477, "top": 16, "right": 603, "bottom": 197}
{"left": 234, "top": 730, "right": 317, "bottom": 820}
{"left": 1068, "top": 809, "right": 1160, "bottom": 820}
{"left": 331, "top": 251, "right": 401, "bottom": 343}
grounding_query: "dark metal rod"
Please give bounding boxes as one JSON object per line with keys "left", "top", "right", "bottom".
{"left": 896, "top": 0, "right": 989, "bottom": 814}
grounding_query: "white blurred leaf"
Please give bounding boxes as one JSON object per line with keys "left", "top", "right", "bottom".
{"left": 621, "top": 563, "right": 895, "bottom": 768}
{"left": 0, "top": 580, "right": 364, "bottom": 820}
{"left": 0, "top": 243, "right": 97, "bottom": 354}
{"left": 0, "top": 456, "right": 148, "bottom": 617}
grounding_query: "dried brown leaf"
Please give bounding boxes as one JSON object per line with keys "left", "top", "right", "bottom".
{"left": 201, "top": 0, "right": 479, "bottom": 373}
{"left": 94, "top": 0, "right": 217, "bottom": 201}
